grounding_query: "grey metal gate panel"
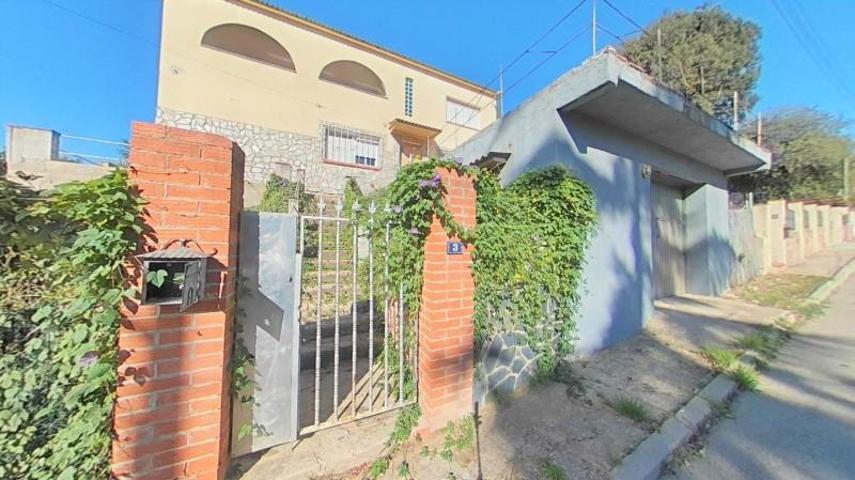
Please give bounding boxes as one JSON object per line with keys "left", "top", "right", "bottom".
{"left": 231, "top": 212, "right": 301, "bottom": 456}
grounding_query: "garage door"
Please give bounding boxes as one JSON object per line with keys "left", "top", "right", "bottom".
{"left": 653, "top": 182, "right": 686, "bottom": 298}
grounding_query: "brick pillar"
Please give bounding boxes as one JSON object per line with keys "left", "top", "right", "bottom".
{"left": 112, "top": 122, "right": 244, "bottom": 480}
{"left": 417, "top": 168, "right": 476, "bottom": 434}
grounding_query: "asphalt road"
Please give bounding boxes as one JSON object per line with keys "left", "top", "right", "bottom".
{"left": 665, "top": 274, "right": 855, "bottom": 480}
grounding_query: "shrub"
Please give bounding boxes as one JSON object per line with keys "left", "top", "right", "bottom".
{"left": 0, "top": 170, "right": 144, "bottom": 479}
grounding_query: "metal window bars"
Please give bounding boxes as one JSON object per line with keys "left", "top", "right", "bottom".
{"left": 298, "top": 198, "right": 417, "bottom": 435}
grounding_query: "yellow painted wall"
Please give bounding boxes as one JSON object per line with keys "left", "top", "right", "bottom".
{"left": 157, "top": 0, "right": 497, "bottom": 153}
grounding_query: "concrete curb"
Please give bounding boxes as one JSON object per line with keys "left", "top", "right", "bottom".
{"left": 610, "top": 256, "right": 855, "bottom": 480}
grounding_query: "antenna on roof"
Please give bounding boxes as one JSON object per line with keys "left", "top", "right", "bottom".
{"left": 498, "top": 64, "right": 504, "bottom": 117}
{"left": 592, "top": 0, "right": 597, "bottom": 55}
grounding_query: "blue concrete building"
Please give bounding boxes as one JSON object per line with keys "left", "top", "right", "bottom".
{"left": 455, "top": 50, "right": 770, "bottom": 354}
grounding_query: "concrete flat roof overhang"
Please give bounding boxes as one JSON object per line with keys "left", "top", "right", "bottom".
{"left": 557, "top": 50, "right": 771, "bottom": 175}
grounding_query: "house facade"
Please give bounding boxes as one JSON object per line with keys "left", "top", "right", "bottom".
{"left": 156, "top": 0, "right": 497, "bottom": 204}
{"left": 456, "top": 50, "right": 771, "bottom": 355}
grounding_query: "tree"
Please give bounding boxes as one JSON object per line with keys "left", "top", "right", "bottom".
{"left": 622, "top": 6, "right": 761, "bottom": 125}
{"left": 730, "top": 107, "right": 853, "bottom": 202}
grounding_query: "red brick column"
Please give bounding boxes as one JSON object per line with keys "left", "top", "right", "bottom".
{"left": 112, "top": 122, "right": 244, "bottom": 480}
{"left": 418, "top": 168, "right": 476, "bottom": 433}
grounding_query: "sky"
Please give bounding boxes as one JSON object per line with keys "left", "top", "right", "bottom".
{"left": 2, "top": 0, "right": 854, "bottom": 158}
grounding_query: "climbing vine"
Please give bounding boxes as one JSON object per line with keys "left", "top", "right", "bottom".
{"left": 473, "top": 166, "right": 597, "bottom": 373}
{"left": 0, "top": 171, "right": 144, "bottom": 479}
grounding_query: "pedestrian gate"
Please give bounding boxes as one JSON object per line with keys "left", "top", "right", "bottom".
{"left": 232, "top": 200, "right": 418, "bottom": 456}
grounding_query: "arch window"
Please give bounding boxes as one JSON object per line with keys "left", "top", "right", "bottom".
{"left": 201, "top": 23, "right": 295, "bottom": 71}
{"left": 319, "top": 60, "right": 386, "bottom": 96}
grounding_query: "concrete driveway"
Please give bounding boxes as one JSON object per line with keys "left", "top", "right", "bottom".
{"left": 664, "top": 274, "right": 855, "bottom": 480}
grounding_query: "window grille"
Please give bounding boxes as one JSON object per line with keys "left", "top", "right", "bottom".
{"left": 323, "top": 125, "right": 380, "bottom": 167}
{"left": 446, "top": 99, "right": 480, "bottom": 129}
{"left": 404, "top": 78, "right": 414, "bottom": 117}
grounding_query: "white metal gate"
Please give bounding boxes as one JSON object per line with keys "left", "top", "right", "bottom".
{"left": 297, "top": 199, "right": 417, "bottom": 434}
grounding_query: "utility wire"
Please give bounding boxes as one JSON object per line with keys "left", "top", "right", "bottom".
{"left": 503, "top": 26, "right": 592, "bottom": 94}
{"left": 771, "top": 0, "right": 854, "bottom": 102}
{"left": 434, "top": 0, "right": 589, "bottom": 145}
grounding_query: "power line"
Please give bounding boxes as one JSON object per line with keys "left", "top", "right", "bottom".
{"left": 771, "top": 0, "right": 854, "bottom": 102}
{"left": 434, "top": 0, "right": 589, "bottom": 145}
{"left": 504, "top": 26, "right": 592, "bottom": 94}
{"left": 601, "top": 0, "right": 648, "bottom": 34}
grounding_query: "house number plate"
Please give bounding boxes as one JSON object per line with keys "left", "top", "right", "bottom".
{"left": 447, "top": 241, "right": 465, "bottom": 255}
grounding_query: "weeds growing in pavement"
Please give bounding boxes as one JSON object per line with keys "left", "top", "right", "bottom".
{"left": 541, "top": 460, "right": 568, "bottom": 480}
{"left": 701, "top": 347, "right": 739, "bottom": 372}
{"left": 608, "top": 396, "right": 653, "bottom": 423}
{"left": 730, "top": 365, "right": 760, "bottom": 391}
{"left": 736, "top": 326, "right": 785, "bottom": 358}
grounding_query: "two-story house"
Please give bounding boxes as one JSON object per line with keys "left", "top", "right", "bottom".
{"left": 156, "top": 0, "right": 498, "bottom": 203}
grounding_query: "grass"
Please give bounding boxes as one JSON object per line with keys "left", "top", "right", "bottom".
{"left": 608, "top": 396, "right": 653, "bottom": 424}
{"left": 729, "top": 365, "right": 760, "bottom": 391}
{"left": 736, "top": 325, "right": 787, "bottom": 358}
{"left": 731, "top": 274, "right": 826, "bottom": 311}
{"left": 701, "top": 346, "right": 739, "bottom": 372}
{"left": 541, "top": 460, "right": 568, "bottom": 480}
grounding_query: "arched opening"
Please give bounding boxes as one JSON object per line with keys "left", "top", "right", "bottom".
{"left": 201, "top": 23, "right": 295, "bottom": 71}
{"left": 319, "top": 60, "right": 386, "bottom": 96}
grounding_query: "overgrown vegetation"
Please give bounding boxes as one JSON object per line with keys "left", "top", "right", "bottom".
{"left": 700, "top": 346, "right": 739, "bottom": 373}
{"left": 608, "top": 396, "right": 652, "bottom": 424}
{"left": 622, "top": 5, "right": 761, "bottom": 124}
{"left": 731, "top": 273, "right": 826, "bottom": 311}
{"left": 257, "top": 173, "right": 313, "bottom": 213}
{"left": 436, "top": 416, "right": 476, "bottom": 464}
{"left": 0, "top": 171, "right": 144, "bottom": 479}
{"left": 474, "top": 166, "right": 597, "bottom": 373}
{"left": 368, "top": 404, "right": 421, "bottom": 479}
{"left": 736, "top": 327, "right": 785, "bottom": 358}
{"left": 731, "top": 108, "right": 854, "bottom": 203}
{"left": 729, "top": 365, "right": 760, "bottom": 392}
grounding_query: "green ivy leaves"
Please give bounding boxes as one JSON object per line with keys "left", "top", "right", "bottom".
{"left": 473, "top": 166, "right": 597, "bottom": 373}
{"left": 0, "top": 170, "right": 144, "bottom": 479}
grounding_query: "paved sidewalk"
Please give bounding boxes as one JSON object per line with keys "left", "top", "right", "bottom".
{"left": 777, "top": 242, "right": 855, "bottom": 277}
{"left": 664, "top": 273, "right": 855, "bottom": 480}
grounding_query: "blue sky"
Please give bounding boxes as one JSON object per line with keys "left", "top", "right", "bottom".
{"left": 2, "top": 0, "right": 853, "bottom": 157}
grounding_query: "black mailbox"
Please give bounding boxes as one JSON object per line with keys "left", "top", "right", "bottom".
{"left": 137, "top": 240, "right": 212, "bottom": 312}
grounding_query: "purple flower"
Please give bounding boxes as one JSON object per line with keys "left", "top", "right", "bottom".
{"left": 408, "top": 227, "right": 422, "bottom": 236}
{"left": 79, "top": 351, "right": 99, "bottom": 367}
{"left": 393, "top": 205, "right": 403, "bottom": 214}
{"left": 419, "top": 174, "right": 442, "bottom": 190}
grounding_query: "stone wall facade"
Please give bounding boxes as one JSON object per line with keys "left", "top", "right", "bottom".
{"left": 474, "top": 332, "right": 538, "bottom": 405}
{"left": 157, "top": 107, "right": 399, "bottom": 203}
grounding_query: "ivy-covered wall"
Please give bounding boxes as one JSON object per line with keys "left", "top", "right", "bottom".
{"left": 456, "top": 102, "right": 734, "bottom": 355}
